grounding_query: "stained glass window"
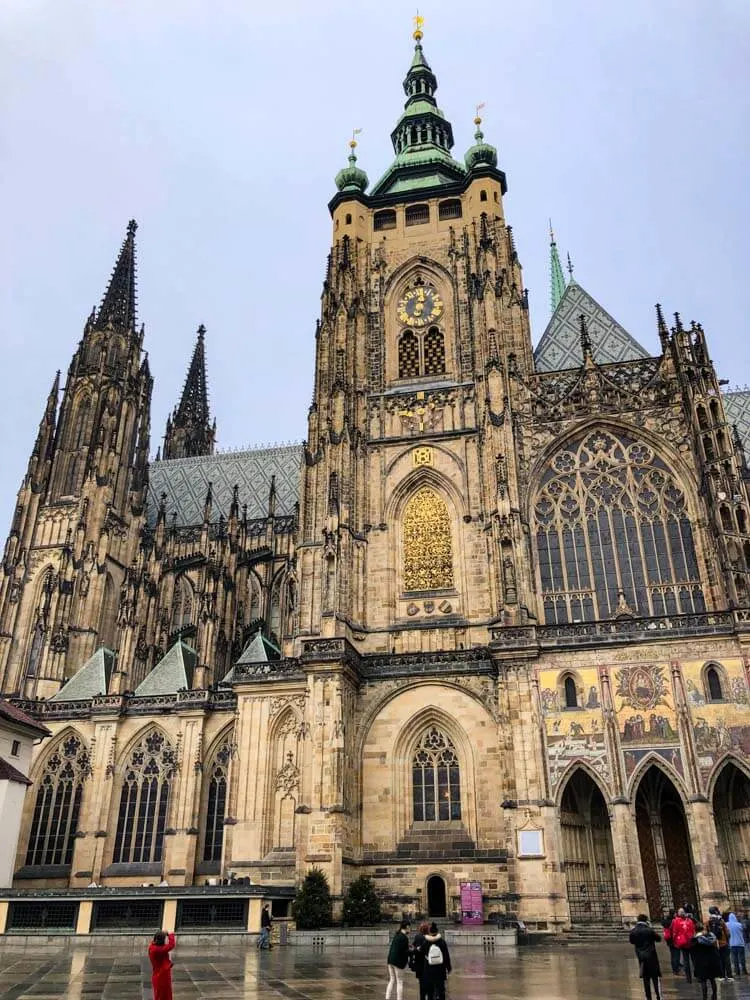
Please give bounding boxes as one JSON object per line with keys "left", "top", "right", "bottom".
{"left": 412, "top": 727, "right": 461, "bottom": 822}
{"left": 26, "top": 734, "right": 90, "bottom": 867}
{"left": 533, "top": 431, "right": 705, "bottom": 623}
{"left": 203, "top": 741, "right": 231, "bottom": 862}
{"left": 113, "top": 730, "right": 175, "bottom": 864}
{"left": 403, "top": 486, "right": 454, "bottom": 592}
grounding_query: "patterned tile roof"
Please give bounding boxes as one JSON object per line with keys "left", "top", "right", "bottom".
{"left": 534, "top": 281, "right": 651, "bottom": 372}
{"left": 147, "top": 445, "right": 303, "bottom": 527}
{"left": 51, "top": 648, "right": 115, "bottom": 702}
{"left": 723, "top": 390, "right": 750, "bottom": 458}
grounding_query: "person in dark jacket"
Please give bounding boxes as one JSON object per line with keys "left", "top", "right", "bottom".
{"left": 420, "top": 924, "right": 452, "bottom": 1000}
{"left": 691, "top": 923, "right": 723, "bottom": 1000}
{"left": 661, "top": 908, "right": 680, "bottom": 975}
{"left": 411, "top": 922, "right": 430, "bottom": 1000}
{"left": 629, "top": 915, "right": 662, "bottom": 1000}
{"left": 386, "top": 921, "right": 410, "bottom": 1000}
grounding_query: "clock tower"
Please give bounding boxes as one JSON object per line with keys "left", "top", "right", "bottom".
{"left": 296, "top": 23, "right": 535, "bottom": 655}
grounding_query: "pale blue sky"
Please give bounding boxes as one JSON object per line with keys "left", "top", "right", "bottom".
{"left": 1, "top": 0, "right": 748, "bottom": 533}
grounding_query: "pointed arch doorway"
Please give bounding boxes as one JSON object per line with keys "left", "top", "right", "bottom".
{"left": 427, "top": 875, "right": 447, "bottom": 918}
{"left": 560, "top": 769, "right": 621, "bottom": 923}
{"left": 635, "top": 765, "right": 698, "bottom": 918}
{"left": 713, "top": 761, "right": 750, "bottom": 911}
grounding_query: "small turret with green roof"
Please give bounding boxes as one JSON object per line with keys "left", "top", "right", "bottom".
{"left": 335, "top": 135, "right": 369, "bottom": 194}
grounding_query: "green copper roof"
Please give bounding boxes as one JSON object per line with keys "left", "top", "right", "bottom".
{"left": 221, "top": 631, "right": 281, "bottom": 683}
{"left": 335, "top": 142, "right": 369, "bottom": 194}
{"left": 51, "top": 647, "right": 115, "bottom": 701}
{"left": 134, "top": 640, "right": 196, "bottom": 696}
{"left": 549, "top": 228, "right": 567, "bottom": 314}
{"left": 370, "top": 37, "right": 466, "bottom": 197}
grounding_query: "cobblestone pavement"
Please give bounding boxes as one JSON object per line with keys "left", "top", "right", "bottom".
{"left": 0, "top": 943, "right": 749, "bottom": 999}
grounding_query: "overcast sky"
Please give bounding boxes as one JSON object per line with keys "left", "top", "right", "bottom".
{"left": 1, "top": 0, "right": 748, "bottom": 534}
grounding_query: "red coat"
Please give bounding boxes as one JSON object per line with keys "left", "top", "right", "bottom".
{"left": 671, "top": 916, "right": 695, "bottom": 950}
{"left": 149, "top": 933, "right": 176, "bottom": 1000}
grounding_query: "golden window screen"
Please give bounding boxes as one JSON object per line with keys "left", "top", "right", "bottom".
{"left": 403, "top": 486, "right": 454, "bottom": 591}
{"left": 399, "top": 330, "right": 420, "bottom": 379}
{"left": 423, "top": 327, "right": 446, "bottom": 375}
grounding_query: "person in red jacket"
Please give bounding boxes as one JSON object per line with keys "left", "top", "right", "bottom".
{"left": 149, "top": 929, "right": 176, "bottom": 1000}
{"left": 671, "top": 909, "right": 696, "bottom": 983}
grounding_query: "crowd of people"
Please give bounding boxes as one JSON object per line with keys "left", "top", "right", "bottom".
{"left": 386, "top": 920, "right": 452, "bottom": 1000}
{"left": 630, "top": 904, "right": 750, "bottom": 1000}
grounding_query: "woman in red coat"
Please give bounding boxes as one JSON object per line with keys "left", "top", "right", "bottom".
{"left": 148, "top": 930, "right": 176, "bottom": 1000}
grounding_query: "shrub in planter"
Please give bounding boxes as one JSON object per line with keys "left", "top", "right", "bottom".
{"left": 293, "top": 868, "right": 333, "bottom": 929}
{"left": 342, "top": 875, "right": 382, "bottom": 926}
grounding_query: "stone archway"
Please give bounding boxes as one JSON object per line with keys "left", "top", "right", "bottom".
{"left": 713, "top": 761, "right": 750, "bottom": 911}
{"left": 560, "top": 769, "right": 621, "bottom": 924}
{"left": 635, "top": 765, "right": 698, "bottom": 918}
{"left": 427, "top": 875, "right": 447, "bottom": 918}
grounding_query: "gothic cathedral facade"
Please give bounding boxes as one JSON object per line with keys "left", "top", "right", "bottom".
{"left": 2, "top": 31, "right": 750, "bottom": 929}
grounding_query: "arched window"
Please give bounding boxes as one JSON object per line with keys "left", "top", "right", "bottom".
{"left": 72, "top": 399, "right": 91, "bottom": 450}
{"left": 423, "top": 327, "right": 446, "bottom": 376}
{"left": 533, "top": 431, "right": 705, "bottom": 624}
{"left": 706, "top": 666, "right": 724, "bottom": 702}
{"left": 345, "top": 213, "right": 352, "bottom": 225}
{"left": 171, "top": 576, "right": 194, "bottom": 632}
{"left": 113, "top": 730, "right": 175, "bottom": 864}
{"left": 203, "top": 740, "right": 231, "bottom": 863}
{"left": 26, "top": 733, "right": 90, "bottom": 867}
{"left": 98, "top": 573, "right": 117, "bottom": 651}
{"left": 398, "top": 331, "right": 420, "bottom": 379}
{"left": 564, "top": 675, "right": 578, "bottom": 709}
{"left": 374, "top": 209, "right": 397, "bottom": 231}
{"left": 480, "top": 190, "right": 488, "bottom": 202}
{"left": 412, "top": 727, "right": 461, "bottom": 822}
{"left": 403, "top": 486, "right": 454, "bottom": 592}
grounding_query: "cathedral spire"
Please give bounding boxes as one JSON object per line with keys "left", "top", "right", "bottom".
{"left": 549, "top": 222, "right": 567, "bottom": 315}
{"left": 162, "top": 325, "right": 216, "bottom": 461}
{"left": 96, "top": 220, "right": 138, "bottom": 332}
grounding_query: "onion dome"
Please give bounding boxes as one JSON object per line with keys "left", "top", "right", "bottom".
{"left": 464, "top": 115, "right": 498, "bottom": 171}
{"left": 335, "top": 138, "right": 369, "bottom": 194}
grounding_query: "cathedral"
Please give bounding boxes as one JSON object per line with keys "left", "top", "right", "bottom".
{"left": 2, "top": 25, "right": 750, "bottom": 932}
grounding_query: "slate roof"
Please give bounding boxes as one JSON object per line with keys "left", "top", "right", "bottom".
{"left": 723, "top": 390, "right": 750, "bottom": 459}
{"left": 134, "top": 641, "right": 197, "bottom": 696}
{"left": 0, "top": 699, "right": 50, "bottom": 737}
{"left": 534, "top": 281, "right": 651, "bottom": 372}
{"left": 51, "top": 648, "right": 115, "bottom": 701}
{"left": 147, "top": 445, "right": 303, "bottom": 527}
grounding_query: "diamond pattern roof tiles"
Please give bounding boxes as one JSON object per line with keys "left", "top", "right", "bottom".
{"left": 51, "top": 647, "right": 115, "bottom": 701}
{"left": 147, "top": 445, "right": 303, "bottom": 527}
{"left": 134, "top": 641, "right": 196, "bottom": 696}
{"left": 723, "top": 390, "right": 750, "bottom": 458}
{"left": 534, "top": 281, "right": 651, "bottom": 372}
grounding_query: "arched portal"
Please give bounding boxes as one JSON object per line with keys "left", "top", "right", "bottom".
{"left": 560, "top": 769, "right": 620, "bottom": 923}
{"left": 635, "top": 765, "right": 698, "bottom": 917}
{"left": 427, "top": 875, "right": 447, "bottom": 918}
{"left": 713, "top": 762, "right": 750, "bottom": 911}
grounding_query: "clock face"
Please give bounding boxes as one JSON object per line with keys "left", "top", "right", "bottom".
{"left": 397, "top": 285, "right": 443, "bottom": 328}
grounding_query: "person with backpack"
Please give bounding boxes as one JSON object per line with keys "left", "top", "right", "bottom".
{"left": 661, "top": 908, "right": 680, "bottom": 975}
{"left": 386, "top": 920, "right": 411, "bottom": 1000}
{"left": 671, "top": 907, "right": 696, "bottom": 983}
{"left": 707, "top": 908, "right": 732, "bottom": 981}
{"left": 727, "top": 911, "right": 747, "bottom": 975}
{"left": 410, "top": 922, "right": 430, "bottom": 1000}
{"left": 629, "top": 914, "right": 663, "bottom": 1000}
{"left": 691, "top": 921, "right": 723, "bottom": 1000}
{"left": 420, "top": 922, "right": 452, "bottom": 1000}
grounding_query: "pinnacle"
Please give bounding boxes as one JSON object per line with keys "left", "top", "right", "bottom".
{"left": 96, "top": 220, "right": 138, "bottom": 332}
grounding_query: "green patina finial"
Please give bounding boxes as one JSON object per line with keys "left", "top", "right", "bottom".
{"left": 549, "top": 221, "right": 567, "bottom": 315}
{"left": 334, "top": 130, "right": 368, "bottom": 193}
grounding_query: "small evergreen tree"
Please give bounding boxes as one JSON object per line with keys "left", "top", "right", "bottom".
{"left": 292, "top": 867, "right": 333, "bottom": 929}
{"left": 342, "top": 875, "right": 382, "bottom": 926}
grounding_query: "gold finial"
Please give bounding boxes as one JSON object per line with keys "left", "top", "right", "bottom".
{"left": 413, "top": 11, "right": 424, "bottom": 41}
{"left": 349, "top": 128, "right": 363, "bottom": 150}
{"left": 474, "top": 101, "right": 486, "bottom": 127}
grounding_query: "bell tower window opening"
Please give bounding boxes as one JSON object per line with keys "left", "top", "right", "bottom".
{"left": 438, "top": 199, "right": 462, "bottom": 221}
{"left": 405, "top": 204, "right": 430, "bottom": 227}
{"left": 412, "top": 727, "right": 461, "bottom": 822}
{"left": 423, "top": 327, "right": 446, "bottom": 376}
{"left": 398, "top": 331, "right": 421, "bottom": 379}
{"left": 533, "top": 430, "right": 705, "bottom": 624}
{"left": 403, "top": 486, "right": 454, "bottom": 592}
{"left": 374, "top": 210, "right": 397, "bottom": 231}
{"left": 398, "top": 328, "right": 446, "bottom": 380}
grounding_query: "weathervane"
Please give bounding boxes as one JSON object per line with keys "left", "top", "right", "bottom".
{"left": 413, "top": 11, "right": 424, "bottom": 40}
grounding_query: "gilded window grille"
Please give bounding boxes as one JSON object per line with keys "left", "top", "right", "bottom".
{"left": 403, "top": 486, "right": 454, "bottom": 591}
{"left": 412, "top": 727, "right": 461, "bottom": 822}
{"left": 26, "top": 734, "right": 91, "bottom": 867}
{"left": 398, "top": 330, "right": 421, "bottom": 379}
{"left": 423, "top": 327, "right": 446, "bottom": 375}
{"left": 532, "top": 430, "right": 705, "bottom": 624}
{"left": 113, "top": 730, "right": 176, "bottom": 864}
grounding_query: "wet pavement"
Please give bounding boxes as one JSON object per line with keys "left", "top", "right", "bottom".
{"left": 0, "top": 942, "right": 749, "bottom": 999}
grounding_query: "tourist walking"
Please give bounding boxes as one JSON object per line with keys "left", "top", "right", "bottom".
{"left": 411, "top": 921, "right": 430, "bottom": 1000}
{"left": 727, "top": 912, "right": 747, "bottom": 975}
{"left": 258, "top": 904, "right": 272, "bottom": 949}
{"left": 661, "top": 908, "right": 680, "bottom": 975}
{"left": 420, "top": 923, "right": 452, "bottom": 1000}
{"left": 386, "top": 920, "right": 411, "bottom": 1000}
{"left": 707, "top": 908, "right": 732, "bottom": 981}
{"left": 691, "top": 922, "right": 722, "bottom": 1000}
{"left": 629, "top": 914, "right": 663, "bottom": 1000}
{"left": 148, "top": 930, "right": 176, "bottom": 1000}
{"left": 671, "top": 907, "right": 696, "bottom": 982}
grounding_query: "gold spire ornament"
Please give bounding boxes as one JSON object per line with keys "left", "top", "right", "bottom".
{"left": 474, "top": 101, "right": 486, "bottom": 126}
{"left": 350, "top": 128, "right": 363, "bottom": 150}
{"left": 413, "top": 11, "right": 424, "bottom": 41}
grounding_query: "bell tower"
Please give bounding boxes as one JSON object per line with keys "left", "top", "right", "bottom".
{"left": 297, "top": 23, "right": 536, "bottom": 655}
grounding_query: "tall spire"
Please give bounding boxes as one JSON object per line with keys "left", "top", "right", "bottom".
{"left": 96, "top": 220, "right": 138, "bottom": 332}
{"left": 549, "top": 222, "right": 567, "bottom": 315}
{"left": 162, "top": 325, "right": 216, "bottom": 461}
